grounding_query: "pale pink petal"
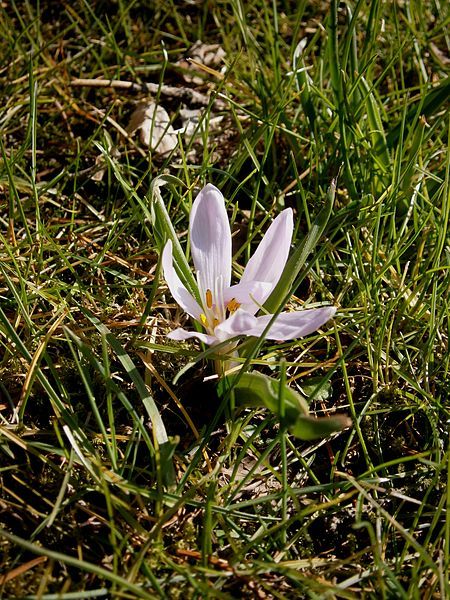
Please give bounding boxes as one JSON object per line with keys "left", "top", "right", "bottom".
{"left": 190, "top": 184, "right": 232, "bottom": 292}
{"left": 168, "top": 327, "right": 217, "bottom": 345}
{"left": 162, "top": 240, "right": 202, "bottom": 321}
{"left": 213, "top": 309, "right": 259, "bottom": 342}
{"left": 224, "top": 281, "right": 273, "bottom": 314}
{"left": 243, "top": 306, "right": 336, "bottom": 340}
{"left": 240, "top": 209, "right": 293, "bottom": 296}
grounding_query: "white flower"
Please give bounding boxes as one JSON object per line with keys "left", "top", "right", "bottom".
{"left": 162, "top": 184, "right": 336, "bottom": 346}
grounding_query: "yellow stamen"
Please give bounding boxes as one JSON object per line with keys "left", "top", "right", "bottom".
{"left": 226, "top": 298, "right": 241, "bottom": 313}
{"left": 200, "top": 313, "right": 208, "bottom": 326}
{"left": 206, "top": 289, "right": 213, "bottom": 309}
{"left": 213, "top": 318, "right": 219, "bottom": 328}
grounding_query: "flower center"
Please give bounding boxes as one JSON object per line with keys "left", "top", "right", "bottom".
{"left": 198, "top": 284, "right": 241, "bottom": 334}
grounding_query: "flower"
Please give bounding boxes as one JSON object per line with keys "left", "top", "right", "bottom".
{"left": 162, "top": 184, "right": 336, "bottom": 346}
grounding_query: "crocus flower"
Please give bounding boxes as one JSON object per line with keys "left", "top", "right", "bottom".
{"left": 162, "top": 184, "right": 336, "bottom": 346}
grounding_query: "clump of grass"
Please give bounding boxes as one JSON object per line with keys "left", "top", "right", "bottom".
{"left": 0, "top": 0, "right": 449, "bottom": 597}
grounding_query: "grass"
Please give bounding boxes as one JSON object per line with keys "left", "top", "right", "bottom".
{"left": 0, "top": 0, "right": 449, "bottom": 597}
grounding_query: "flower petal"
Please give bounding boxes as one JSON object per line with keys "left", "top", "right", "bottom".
{"left": 190, "top": 184, "right": 232, "bottom": 293}
{"left": 213, "top": 309, "right": 259, "bottom": 342}
{"left": 240, "top": 209, "right": 293, "bottom": 298}
{"left": 168, "top": 327, "right": 217, "bottom": 345}
{"left": 224, "top": 280, "right": 273, "bottom": 314}
{"left": 162, "top": 240, "right": 203, "bottom": 321}
{"left": 243, "top": 306, "right": 336, "bottom": 340}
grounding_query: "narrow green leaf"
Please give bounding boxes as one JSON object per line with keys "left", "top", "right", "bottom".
{"left": 358, "top": 76, "right": 390, "bottom": 172}
{"left": 263, "top": 179, "right": 335, "bottom": 314}
{"left": 65, "top": 331, "right": 119, "bottom": 471}
{"left": 400, "top": 115, "right": 426, "bottom": 192}
{"left": 81, "top": 309, "right": 169, "bottom": 447}
{"left": 327, "top": 0, "right": 341, "bottom": 103}
{"left": 157, "top": 435, "right": 179, "bottom": 489}
{"left": 293, "top": 40, "right": 316, "bottom": 132}
{"left": 94, "top": 141, "right": 153, "bottom": 225}
{"left": 0, "top": 528, "right": 157, "bottom": 600}
{"left": 63, "top": 327, "right": 155, "bottom": 460}
{"left": 341, "top": 0, "right": 363, "bottom": 75}
{"left": 149, "top": 176, "right": 199, "bottom": 300}
{"left": 386, "top": 76, "right": 450, "bottom": 147}
{"left": 0, "top": 308, "right": 98, "bottom": 475}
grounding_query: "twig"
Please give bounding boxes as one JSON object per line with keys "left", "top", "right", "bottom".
{"left": 0, "top": 556, "right": 47, "bottom": 585}
{"left": 71, "top": 78, "right": 213, "bottom": 107}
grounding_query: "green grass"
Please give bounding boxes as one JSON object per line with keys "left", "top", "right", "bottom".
{"left": 0, "top": 0, "right": 449, "bottom": 597}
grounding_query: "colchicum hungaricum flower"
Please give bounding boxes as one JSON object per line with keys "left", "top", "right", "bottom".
{"left": 162, "top": 184, "right": 336, "bottom": 347}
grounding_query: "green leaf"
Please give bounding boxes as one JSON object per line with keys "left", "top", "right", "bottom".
{"left": 300, "top": 378, "right": 332, "bottom": 402}
{"left": 157, "top": 435, "right": 179, "bottom": 490}
{"left": 81, "top": 310, "right": 168, "bottom": 444}
{"left": 219, "top": 371, "right": 350, "bottom": 441}
{"left": 0, "top": 308, "right": 99, "bottom": 477}
{"left": 400, "top": 115, "right": 426, "bottom": 193}
{"left": 263, "top": 179, "right": 335, "bottom": 315}
{"left": 386, "top": 76, "right": 450, "bottom": 147}
{"left": 64, "top": 326, "right": 156, "bottom": 457}
{"left": 149, "top": 176, "right": 199, "bottom": 301}
{"left": 289, "top": 414, "right": 352, "bottom": 441}
{"left": 358, "top": 76, "right": 390, "bottom": 173}
{"left": 0, "top": 527, "right": 156, "bottom": 599}
{"left": 293, "top": 40, "right": 316, "bottom": 133}
{"left": 221, "top": 371, "right": 309, "bottom": 421}
{"left": 327, "top": 0, "right": 341, "bottom": 103}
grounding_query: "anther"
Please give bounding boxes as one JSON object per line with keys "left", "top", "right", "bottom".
{"left": 206, "top": 289, "right": 213, "bottom": 309}
{"left": 226, "top": 298, "right": 241, "bottom": 313}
